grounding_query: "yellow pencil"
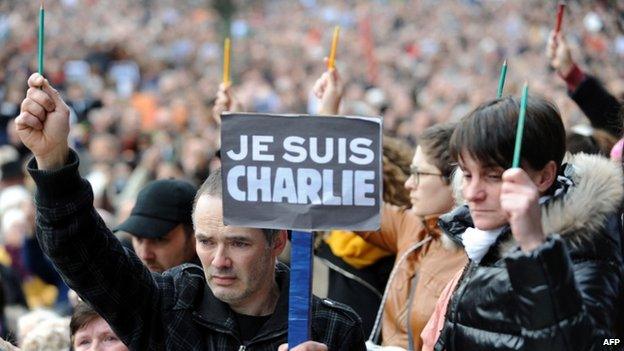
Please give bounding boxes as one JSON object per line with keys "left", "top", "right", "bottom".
{"left": 327, "top": 26, "right": 340, "bottom": 70}
{"left": 223, "top": 38, "right": 231, "bottom": 84}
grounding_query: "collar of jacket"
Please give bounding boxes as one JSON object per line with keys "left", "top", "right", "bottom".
{"left": 437, "top": 206, "right": 511, "bottom": 264}
{"left": 439, "top": 153, "right": 624, "bottom": 257}
{"left": 422, "top": 214, "right": 443, "bottom": 239}
{"left": 193, "top": 262, "right": 290, "bottom": 341}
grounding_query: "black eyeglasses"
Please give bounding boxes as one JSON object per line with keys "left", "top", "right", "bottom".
{"left": 410, "top": 165, "right": 445, "bottom": 185}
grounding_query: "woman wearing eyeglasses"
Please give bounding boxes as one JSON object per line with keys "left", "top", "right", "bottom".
{"left": 313, "top": 67, "right": 467, "bottom": 350}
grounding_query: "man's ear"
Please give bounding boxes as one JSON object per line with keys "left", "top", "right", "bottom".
{"left": 272, "top": 230, "right": 288, "bottom": 255}
{"left": 534, "top": 160, "right": 558, "bottom": 193}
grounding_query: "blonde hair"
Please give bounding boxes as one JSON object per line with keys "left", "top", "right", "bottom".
{"left": 0, "top": 337, "right": 19, "bottom": 351}
{"left": 17, "top": 309, "right": 61, "bottom": 345}
{"left": 20, "top": 318, "right": 70, "bottom": 351}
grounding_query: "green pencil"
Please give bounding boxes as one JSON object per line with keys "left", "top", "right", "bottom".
{"left": 512, "top": 83, "right": 529, "bottom": 168}
{"left": 38, "top": 1, "right": 44, "bottom": 75}
{"left": 496, "top": 59, "right": 507, "bottom": 98}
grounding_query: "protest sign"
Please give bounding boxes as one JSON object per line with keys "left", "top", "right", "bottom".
{"left": 220, "top": 113, "right": 382, "bottom": 231}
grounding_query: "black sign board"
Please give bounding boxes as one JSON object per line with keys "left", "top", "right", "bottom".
{"left": 220, "top": 113, "right": 382, "bottom": 231}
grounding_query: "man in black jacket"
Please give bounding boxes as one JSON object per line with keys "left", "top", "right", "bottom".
{"left": 16, "top": 73, "right": 366, "bottom": 351}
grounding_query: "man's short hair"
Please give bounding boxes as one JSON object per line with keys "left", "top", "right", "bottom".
{"left": 194, "top": 169, "right": 279, "bottom": 244}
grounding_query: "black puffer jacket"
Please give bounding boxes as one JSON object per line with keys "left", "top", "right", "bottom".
{"left": 434, "top": 153, "right": 624, "bottom": 351}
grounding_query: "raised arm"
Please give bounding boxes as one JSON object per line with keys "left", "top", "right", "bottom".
{"left": 312, "top": 58, "right": 344, "bottom": 116}
{"left": 212, "top": 82, "right": 243, "bottom": 125}
{"left": 501, "top": 168, "right": 622, "bottom": 350}
{"left": 16, "top": 73, "right": 166, "bottom": 349}
{"left": 546, "top": 31, "right": 622, "bottom": 137}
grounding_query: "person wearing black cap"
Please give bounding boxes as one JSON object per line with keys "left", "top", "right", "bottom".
{"left": 115, "top": 179, "right": 198, "bottom": 273}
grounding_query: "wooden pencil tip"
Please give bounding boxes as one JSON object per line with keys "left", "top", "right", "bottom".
{"left": 41, "top": 0, "right": 44, "bottom": 9}
{"left": 503, "top": 59, "right": 507, "bottom": 66}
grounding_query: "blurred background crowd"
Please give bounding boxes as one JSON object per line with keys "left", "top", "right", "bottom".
{"left": 0, "top": 0, "right": 623, "bottom": 348}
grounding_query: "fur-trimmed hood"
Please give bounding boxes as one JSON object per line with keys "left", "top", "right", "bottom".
{"left": 440, "top": 153, "right": 624, "bottom": 253}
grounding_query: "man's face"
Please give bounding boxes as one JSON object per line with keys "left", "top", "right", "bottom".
{"left": 193, "top": 195, "right": 283, "bottom": 309}
{"left": 131, "top": 224, "right": 196, "bottom": 273}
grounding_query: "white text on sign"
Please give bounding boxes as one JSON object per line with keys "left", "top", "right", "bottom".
{"left": 225, "top": 135, "right": 376, "bottom": 206}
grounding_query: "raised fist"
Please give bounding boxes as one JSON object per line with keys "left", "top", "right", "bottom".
{"left": 15, "top": 73, "right": 70, "bottom": 170}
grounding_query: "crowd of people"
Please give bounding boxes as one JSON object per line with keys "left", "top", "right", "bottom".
{"left": 1, "top": 0, "right": 624, "bottom": 350}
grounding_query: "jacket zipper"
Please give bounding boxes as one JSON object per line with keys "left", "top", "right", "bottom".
{"left": 448, "top": 261, "right": 477, "bottom": 350}
{"left": 194, "top": 310, "right": 290, "bottom": 349}
{"left": 368, "top": 236, "right": 433, "bottom": 343}
{"left": 405, "top": 273, "right": 419, "bottom": 351}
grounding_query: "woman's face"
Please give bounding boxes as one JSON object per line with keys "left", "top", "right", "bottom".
{"left": 73, "top": 317, "right": 128, "bottom": 351}
{"left": 458, "top": 153, "right": 508, "bottom": 230}
{"left": 404, "top": 146, "right": 454, "bottom": 216}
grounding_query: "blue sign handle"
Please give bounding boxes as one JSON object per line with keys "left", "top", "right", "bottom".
{"left": 287, "top": 230, "right": 314, "bottom": 349}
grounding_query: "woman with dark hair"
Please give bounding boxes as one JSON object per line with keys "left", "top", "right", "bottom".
{"left": 423, "top": 95, "right": 623, "bottom": 350}
{"left": 70, "top": 302, "right": 128, "bottom": 351}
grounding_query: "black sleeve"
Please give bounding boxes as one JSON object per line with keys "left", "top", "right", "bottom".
{"left": 570, "top": 75, "right": 623, "bottom": 138}
{"left": 337, "top": 323, "right": 367, "bottom": 351}
{"left": 505, "top": 235, "right": 623, "bottom": 351}
{"left": 29, "top": 149, "right": 167, "bottom": 349}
